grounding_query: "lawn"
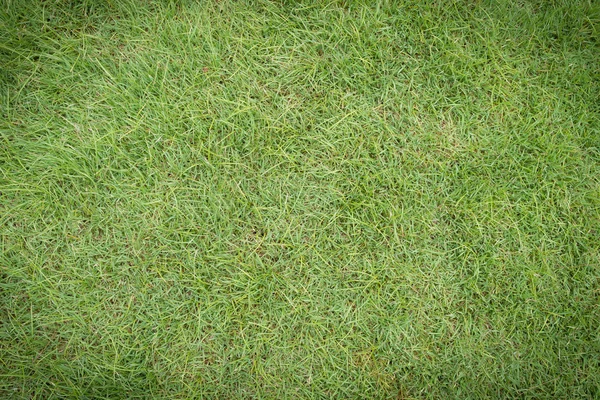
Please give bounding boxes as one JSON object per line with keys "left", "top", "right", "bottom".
{"left": 1, "top": 0, "right": 599, "bottom": 398}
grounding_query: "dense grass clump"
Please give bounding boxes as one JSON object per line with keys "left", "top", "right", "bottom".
{"left": 1, "top": 0, "right": 599, "bottom": 398}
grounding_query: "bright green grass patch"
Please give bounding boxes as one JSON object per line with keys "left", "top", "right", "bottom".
{"left": 1, "top": 0, "right": 599, "bottom": 398}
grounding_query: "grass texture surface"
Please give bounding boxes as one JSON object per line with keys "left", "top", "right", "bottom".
{"left": 1, "top": 0, "right": 600, "bottom": 398}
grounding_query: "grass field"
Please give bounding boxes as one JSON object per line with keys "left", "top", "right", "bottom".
{"left": 1, "top": 0, "right": 599, "bottom": 398}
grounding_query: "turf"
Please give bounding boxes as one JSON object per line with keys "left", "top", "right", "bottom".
{"left": 1, "top": 0, "right": 599, "bottom": 398}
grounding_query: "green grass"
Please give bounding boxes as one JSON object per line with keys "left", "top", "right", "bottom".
{"left": 1, "top": 0, "right": 599, "bottom": 398}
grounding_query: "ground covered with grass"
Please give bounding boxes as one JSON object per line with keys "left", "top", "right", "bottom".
{"left": 1, "top": 0, "right": 599, "bottom": 398}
